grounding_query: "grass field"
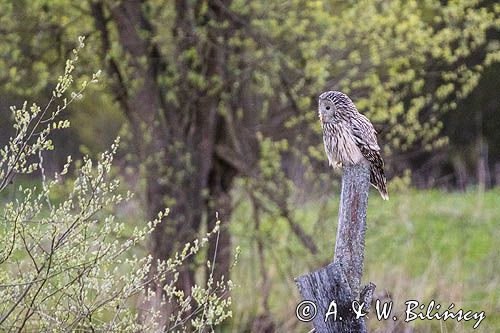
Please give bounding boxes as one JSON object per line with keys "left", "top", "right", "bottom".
{"left": 2, "top": 178, "right": 498, "bottom": 332}
{"left": 229, "top": 188, "right": 500, "bottom": 332}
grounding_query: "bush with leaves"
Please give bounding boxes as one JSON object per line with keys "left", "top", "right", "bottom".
{"left": 0, "top": 37, "right": 235, "bottom": 332}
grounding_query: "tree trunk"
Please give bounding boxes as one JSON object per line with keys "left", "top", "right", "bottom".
{"left": 92, "top": 0, "right": 236, "bottom": 329}
{"left": 295, "top": 162, "right": 376, "bottom": 332}
{"left": 207, "top": 155, "right": 236, "bottom": 284}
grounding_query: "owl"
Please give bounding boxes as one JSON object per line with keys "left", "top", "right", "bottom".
{"left": 318, "top": 91, "right": 388, "bottom": 200}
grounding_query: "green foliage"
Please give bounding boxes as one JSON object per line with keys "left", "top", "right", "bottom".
{"left": 244, "top": 0, "right": 499, "bottom": 154}
{"left": 0, "top": 37, "right": 97, "bottom": 191}
{"left": 5, "top": 1, "right": 498, "bottom": 150}
{"left": 0, "top": 39, "right": 235, "bottom": 332}
{"left": 1, "top": 0, "right": 498, "bottom": 188}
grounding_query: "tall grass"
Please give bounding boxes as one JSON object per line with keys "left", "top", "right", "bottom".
{"left": 230, "top": 188, "right": 500, "bottom": 332}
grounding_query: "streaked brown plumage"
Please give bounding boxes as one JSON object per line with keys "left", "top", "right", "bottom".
{"left": 318, "top": 91, "right": 388, "bottom": 200}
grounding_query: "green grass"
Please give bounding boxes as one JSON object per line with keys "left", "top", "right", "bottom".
{"left": 3, "top": 178, "right": 498, "bottom": 332}
{"left": 229, "top": 188, "right": 500, "bottom": 332}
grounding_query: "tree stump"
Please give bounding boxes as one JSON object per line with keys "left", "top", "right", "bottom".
{"left": 295, "top": 162, "right": 376, "bottom": 333}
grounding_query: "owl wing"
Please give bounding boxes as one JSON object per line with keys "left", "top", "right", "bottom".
{"left": 350, "top": 113, "right": 382, "bottom": 166}
{"left": 350, "top": 113, "right": 389, "bottom": 199}
{"left": 351, "top": 114, "right": 379, "bottom": 151}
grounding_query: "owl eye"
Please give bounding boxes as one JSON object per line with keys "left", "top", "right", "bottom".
{"left": 326, "top": 106, "right": 330, "bottom": 110}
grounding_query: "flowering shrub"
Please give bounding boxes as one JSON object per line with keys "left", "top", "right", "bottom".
{"left": 0, "top": 37, "right": 235, "bottom": 332}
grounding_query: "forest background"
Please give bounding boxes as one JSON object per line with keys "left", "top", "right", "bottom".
{"left": 0, "top": 0, "right": 499, "bottom": 332}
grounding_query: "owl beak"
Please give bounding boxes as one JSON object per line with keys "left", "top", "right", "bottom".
{"left": 319, "top": 112, "right": 323, "bottom": 123}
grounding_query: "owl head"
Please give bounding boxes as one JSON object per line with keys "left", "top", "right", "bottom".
{"left": 318, "top": 90, "right": 355, "bottom": 123}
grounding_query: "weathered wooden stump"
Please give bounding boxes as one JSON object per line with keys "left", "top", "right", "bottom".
{"left": 295, "top": 162, "right": 376, "bottom": 333}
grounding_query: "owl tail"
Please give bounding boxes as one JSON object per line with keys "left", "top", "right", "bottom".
{"left": 370, "top": 164, "right": 389, "bottom": 200}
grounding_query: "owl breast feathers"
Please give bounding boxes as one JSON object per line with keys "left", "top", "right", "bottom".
{"left": 318, "top": 91, "right": 388, "bottom": 200}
